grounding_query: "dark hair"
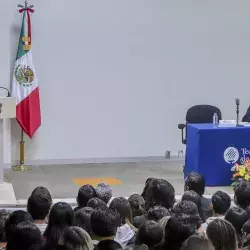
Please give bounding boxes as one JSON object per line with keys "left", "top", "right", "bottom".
{"left": 27, "top": 186, "right": 52, "bottom": 221}
{"left": 86, "top": 198, "right": 107, "bottom": 209}
{"left": 164, "top": 215, "right": 197, "bottom": 250}
{"left": 245, "top": 204, "right": 250, "bottom": 217}
{"left": 225, "top": 206, "right": 249, "bottom": 247}
{"left": 75, "top": 207, "right": 94, "bottom": 235}
{"left": 5, "top": 210, "right": 33, "bottom": 243}
{"left": 44, "top": 202, "right": 74, "bottom": 246}
{"left": 109, "top": 197, "right": 133, "bottom": 225}
{"left": 128, "top": 194, "right": 145, "bottom": 218}
{"left": 144, "top": 179, "right": 175, "bottom": 211}
{"left": 207, "top": 219, "right": 236, "bottom": 250}
{"left": 135, "top": 221, "right": 163, "bottom": 248}
{"left": 7, "top": 222, "right": 41, "bottom": 250}
{"left": 59, "top": 226, "right": 93, "bottom": 250}
{"left": 0, "top": 210, "right": 10, "bottom": 241}
{"left": 182, "top": 190, "right": 205, "bottom": 222}
{"left": 147, "top": 206, "right": 170, "bottom": 222}
{"left": 172, "top": 201, "right": 201, "bottom": 224}
{"left": 234, "top": 181, "right": 250, "bottom": 209}
{"left": 185, "top": 172, "right": 205, "bottom": 196}
{"left": 96, "top": 240, "right": 122, "bottom": 250}
{"left": 243, "top": 219, "right": 250, "bottom": 235}
{"left": 77, "top": 185, "right": 97, "bottom": 208}
{"left": 90, "top": 207, "right": 121, "bottom": 238}
{"left": 211, "top": 191, "right": 231, "bottom": 215}
{"left": 181, "top": 234, "right": 215, "bottom": 250}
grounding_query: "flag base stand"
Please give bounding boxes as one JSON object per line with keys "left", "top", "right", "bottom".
{"left": 12, "top": 130, "right": 32, "bottom": 172}
{"left": 12, "top": 165, "right": 31, "bottom": 172}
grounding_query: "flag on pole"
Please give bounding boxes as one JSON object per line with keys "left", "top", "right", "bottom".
{"left": 12, "top": 1, "right": 41, "bottom": 138}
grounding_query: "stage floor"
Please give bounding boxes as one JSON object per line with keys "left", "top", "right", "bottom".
{"left": 4, "top": 160, "right": 233, "bottom": 200}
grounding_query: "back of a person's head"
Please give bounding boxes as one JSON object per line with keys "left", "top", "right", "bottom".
{"left": 96, "top": 240, "right": 122, "bottom": 250}
{"left": 44, "top": 202, "right": 74, "bottom": 245}
{"left": 5, "top": 210, "right": 33, "bottom": 243}
{"left": 172, "top": 201, "right": 200, "bottom": 219}
{"left": 109, "top": 197, "right": 132, "bottom": 224}
{"left": 243, "top": 219, "right": 250, "bottom": 235}
{"left": 185, "top": 172, "right": 205, "bottom": 196}
{"left": 86, "top": 198, "right": 106, "bottom": 209}
{"left": 7, "top": 222, "right": 41, "bottom": 250}
{"left": 59, "top": 226, "right": 93, "bottom": 250}
{"left": 47, "top": 202, "right": 74, "bottom": 228}
{"left": 95, "top": 183, "right": 112, "bottom": 204}
{"left": 144, "top": 179, "right": 175, "bottom": 210}
{"left": 181, "top": 234, "right": 215, "bottom": 250}
{"left": 75, "top": 207, "right": 94, "bottom": 235}
{"left": 77, "top": 185, "right": 97, "bottom": 208}
{"left": 27, "top": 186, "right": 52, "bottom": 221}
{"left": 211, "top": 191, "right": 231, "bottom": 215}
{"left": 206, "top": 219, "right": 236, "bottom": 250}
{"left": 225, "top": 206, "right": 249, "bottom": 235}
{"left": 181, "top": 190, "right": 205, "bottom": 222}
{"left": 0, "top": 210, "right": 10, "bottom": 242}
{"left": 147, "top": 206, "right": 170, "bottom": 222}
{"left": 128, "top": 194, "right": 145, "bottom": 218}
{"left": 234, "top": 181, "right": 250, "bottom": 209}
{"left": 164, "top": 215, "right": 197, "bottom": 250}
{"left": 90, "top": 207, "right": 120, "bottom": 238}
{"left": 135, "top": 221, "right": 163, "bottom": 247}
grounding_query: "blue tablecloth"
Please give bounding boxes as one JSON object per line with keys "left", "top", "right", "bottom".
{"left": 185, "top": 124, "right": 250, "bottom": 186}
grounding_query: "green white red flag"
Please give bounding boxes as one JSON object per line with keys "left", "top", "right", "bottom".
{"left": 12, "top": 1, "right": 41, "bottom": 138}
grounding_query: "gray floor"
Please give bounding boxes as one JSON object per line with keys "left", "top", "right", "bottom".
{"left": 4, "top": 160, "right": 233, "bottom": 200}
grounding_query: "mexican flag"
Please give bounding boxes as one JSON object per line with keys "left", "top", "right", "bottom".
{"left": 12, "top": 2, "right": 41, "bottom": 138}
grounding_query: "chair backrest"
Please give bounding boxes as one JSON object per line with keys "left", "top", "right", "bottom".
{"left": 186, "top": 105, "right": 222, "bottom": 124}
{"left": 242, "top": 106, "right": 250, "bottom": 122}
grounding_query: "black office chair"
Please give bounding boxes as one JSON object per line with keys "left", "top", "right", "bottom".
{"left": 242, "top": 106, "right": 250, "bottom": 122}
{"left": 178, "top": 105, "right": 222, "bottom": 145}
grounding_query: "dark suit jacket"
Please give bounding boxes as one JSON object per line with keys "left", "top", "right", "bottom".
{"left": 243, "top": 106, "right": 250, "bottom": 122}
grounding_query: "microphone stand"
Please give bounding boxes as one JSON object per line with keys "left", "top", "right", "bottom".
{"left": 235, "top": 98, "right": 241, "bottom": 127}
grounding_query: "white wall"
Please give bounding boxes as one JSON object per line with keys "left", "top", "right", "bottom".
{"left": 7, "top": 0, "right": 250, "bottom": 163}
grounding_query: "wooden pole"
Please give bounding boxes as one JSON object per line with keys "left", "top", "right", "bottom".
{"left": 20, "top": 129, "right": 25, "bottom": 166}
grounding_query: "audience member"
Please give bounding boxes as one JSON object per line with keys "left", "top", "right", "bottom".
{"left": 5, "top": 210, "right": 33, "bottom": 244}
{"left": 159, "top": 216, "right": 171, "bottom": 231}
{"left": 147, "top": 206, "right": 170, "bottom": 222}
{"left": 27, "top": 186, "right": 52, "bottom": 234}
{"left": 234, "top": 181, "right": 250, "bottom": 209}
{"left": 0, "top": 210, "right": 10, "bottom": 245}
{"left": 44, "top": 202, "right": 74, "bottom": 247}
{"left": 243, "top": 219, "right": 250, "bottom": 247}
{"left": 86, "top": 198, "right": 107, "bottom": 209}
{"left": 181, "top": 234, "right": 215, "bottom": 250}
{"left": 203, "top": 190, "right": 231, "bottom": 230}
{"left": 182, "top": 190, "right": 205, "bottom": 222}
{"left": 245, "top": 205, "right": 250, "bottom": 217}
{"left": 164, "top": 215, "right": 197, "bottom": 250}
{"left": 206, "top": 219, "right": 236, "bottom": 250}
{"left": 59, "top": 226, "right": 94, "bottom": 250}
{"left": 128, "top": 194, "right": 145, "bottom": 218}
{"left": 90, "top": 207, "right": 121, "bottom": 244}
{"left": 7, "top": 221, "right": 42, "bottom": 250}
{"left": 171, "top": 201, "right": 203, "bottom": 232}
{"left": 75, "top": 207, "right": 94, "bottom": 235}
{"left": 95, "top": 183, "right": 112, "bottom": 204}
{"left": 135, "top": 221, "right": 163, "bottom": 250}
{"left": 109, "top": 197, "right": 135, "bottom": 247}
{"left": 225, "top": 206, "right": 249, "bottom": 248}
{"left": 184, "top": 172, "right": 213, "bottom": 219}
{"left": 95, "top": 240, "right": 122, "bottom": 250}
{"left": 75, "top": 185, "right": 97, "bottom": 211}
{"left": 134, "top": 179, "right": 175, "bottom": 228}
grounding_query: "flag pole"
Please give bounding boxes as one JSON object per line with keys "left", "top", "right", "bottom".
{"left": 12, "top": 129, "right": 31, "bottom": 171}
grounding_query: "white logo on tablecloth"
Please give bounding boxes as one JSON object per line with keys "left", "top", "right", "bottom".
{"left": 224, "top": 147, "right": 239, "bottom": 164}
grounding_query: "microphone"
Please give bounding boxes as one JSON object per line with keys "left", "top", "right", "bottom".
{"left": 235, "top": 98, "right": 240, "bottom": 125}
{"left": 0, "top": 87, "right": 10, "bottom": 97}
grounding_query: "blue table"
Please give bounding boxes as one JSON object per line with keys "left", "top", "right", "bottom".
{"left": 185, "top": 124, "right": 250, "bottom": 186}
